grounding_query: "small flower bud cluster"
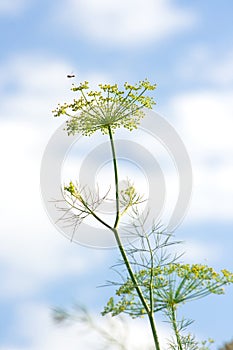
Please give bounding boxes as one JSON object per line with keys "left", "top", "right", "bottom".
{"left": 64, "top": 181, "right": 81, "bottom": 200}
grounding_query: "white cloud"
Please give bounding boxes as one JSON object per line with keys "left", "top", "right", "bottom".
{"left": 169, "top": 89, "right": 233, "bottom": 222}
{"left": 179, "top": 240, "right": 222, "bottom": 264}
{"left": 0, "top": 53, "right": 116, "bottom": 298}
{"left": 0, "top": 53, "right": 73, "bottom": 126}
{"left": 177, "top": 46, "right": 233, "bottom": 86}
{"left": 54, "top": 0, "right": 196, "bottom": 47}
{"left": 0, "top": 0, "right": 29, "bottom": 16}
{"left": 1, "top": 301, "right": 170, "bottom": 350}
{"left": 3, "top": 299, "right": 229, "bottom": 350}
{"left": 0, "top": 120, "right": 106, "bottom": 298}
{"left": 172, "top": 90, "right": 233, "bottom": 153}
{"left": 0, "top": 53, "right": 111, "bottom": 127}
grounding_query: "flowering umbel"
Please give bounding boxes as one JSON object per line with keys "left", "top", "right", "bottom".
{"left": 52, "top": 79, "right": 156, "bottom": 136}
{"left": 102, "top": 264, "right": 233, "bottom": 318}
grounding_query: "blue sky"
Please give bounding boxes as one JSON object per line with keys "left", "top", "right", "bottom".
{"left": 0, "top": 0, "right": 233, "bottom": 349}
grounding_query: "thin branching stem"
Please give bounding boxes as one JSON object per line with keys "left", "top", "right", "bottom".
{"left": 114, "top": 87, "right": 147, "bottom": 119}
{"left": 108, "top": 125, "right": 161, "bottom": 350}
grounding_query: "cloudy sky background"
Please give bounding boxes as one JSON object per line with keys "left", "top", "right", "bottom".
{"left": 0, "top": 0, "right": 233, "bottom": 349}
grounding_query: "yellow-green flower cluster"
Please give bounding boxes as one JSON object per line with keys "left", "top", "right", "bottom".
{"left": 120, "top": 185, "right": 144, "bottom": 213}
{"left": 121, "top": 186, "right": 136, "bottom": 200}
{"left": 52, "top": 79, "right": 156, "bottom": 136}
{"left": 102, "top": 263, "right": 233, "bottom": 318}
{"left": 64, "top": 181, "right": 77, "bottom": 196}
{"left": 64, "top": 181, "right": 82, "bottom": 201}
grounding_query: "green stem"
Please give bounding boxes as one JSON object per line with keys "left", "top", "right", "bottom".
{"left": 108, "top": 125, "right": 120, "bottom": 228}
{"left": 108, "top": 125, "right": 161, "bottom": 350}
{"left": 80, "top": 198, "right": 113, "bottom": 230}
{"left": 170, "top": 303, "right": 183, "bottom": 350}
{"left": 112, "top": 228, "right": 161, "bottom": 350}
